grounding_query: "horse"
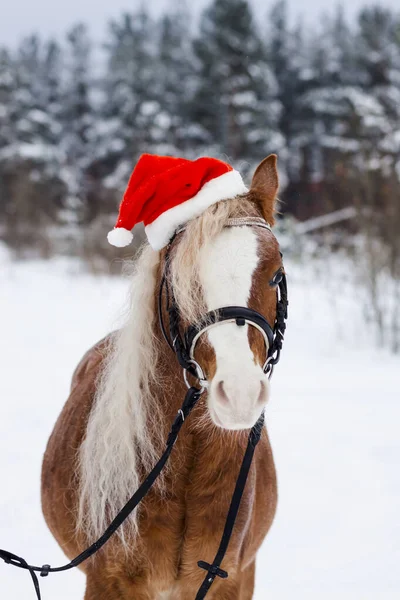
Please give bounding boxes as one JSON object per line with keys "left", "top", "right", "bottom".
{"left": 41, "top": 154, "right": 284, "bottom": 600}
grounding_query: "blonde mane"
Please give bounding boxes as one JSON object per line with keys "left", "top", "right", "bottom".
{"left": 77, "top": 195, "right": 256, "bottom": 545}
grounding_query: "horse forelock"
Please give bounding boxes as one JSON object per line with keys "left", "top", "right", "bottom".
{"left": 170, "top": 194, "right": 260, "bottom": 324}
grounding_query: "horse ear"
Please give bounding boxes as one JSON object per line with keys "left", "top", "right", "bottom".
{"left": 249, "top": 154, "right": 279, "bottom": 225}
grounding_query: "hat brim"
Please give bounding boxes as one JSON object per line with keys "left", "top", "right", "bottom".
{"left": 145, "top": 170, "right": 247, "bottom": 250}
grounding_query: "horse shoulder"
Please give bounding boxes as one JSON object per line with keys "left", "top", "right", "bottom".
{"left": 70, "top": 334, "right": 111, "bottom": 392}
{"left": 41, "top": 335, "right": 112, "bottom": 559}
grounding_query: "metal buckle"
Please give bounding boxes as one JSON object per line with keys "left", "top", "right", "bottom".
{"left": 263, "top": 355, "right": 275, "bottom": 379}
{"left": 266, "top": 364, "right": 274, "bottom": 380}
{"left": 183, "top": 359, "right": 207, "bottom": 394}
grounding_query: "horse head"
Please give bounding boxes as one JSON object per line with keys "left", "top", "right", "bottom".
{"left": 164, "top": 155, "right": 284, "bottom": 430}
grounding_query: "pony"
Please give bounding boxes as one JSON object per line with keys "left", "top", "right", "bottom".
{"left": 41, "top": 154, "right": 283, "bottom": 599}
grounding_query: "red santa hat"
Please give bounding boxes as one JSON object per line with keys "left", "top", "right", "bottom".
{"left": 107, "top": 154, "right": 248, "bottom": 251}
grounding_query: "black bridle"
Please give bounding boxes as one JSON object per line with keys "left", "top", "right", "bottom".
{"left": 0, "top": 217, "right": 288, "bottom": 600}
{"left": 159, "top": 217, "right": 288, "bottom": 385}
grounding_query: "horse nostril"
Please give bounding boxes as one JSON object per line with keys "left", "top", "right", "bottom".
{"left": 217, "top": 380, "right": 230, "bottom": 405}
{"left": 215, "top": 379, "right": 268, "bottom": 411}
{"left": 257, "top": 380, "right": 268, "bottom": 405}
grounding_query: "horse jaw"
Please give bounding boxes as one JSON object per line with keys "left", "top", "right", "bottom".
{"left": 198, "top": 226, "right": 269, "bottom": 430}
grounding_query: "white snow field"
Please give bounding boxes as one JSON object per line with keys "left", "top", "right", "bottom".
{"left": 0, "top": 249, "right": 399, "bottom": 600}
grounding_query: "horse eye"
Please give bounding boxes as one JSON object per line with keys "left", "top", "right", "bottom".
{"left": 270, "top": 269, "right": 283, "bottom": 287}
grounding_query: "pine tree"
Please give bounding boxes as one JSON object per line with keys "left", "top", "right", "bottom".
{"left": 267, "top": 1, "right": 308, "bottom": 180}
{"left": 192, "top": 0, "right": 283, "bottom": 167}
{"left": 0, "top": 48, "right": 17, "bottom": 223}
{"left": 153, "top": 1, "right": 194, "bottom": 155}
{"left": 268, "top": 0, "right": 293, "bottom": 139}
{"left": 41, "top": 40, "right": 63, "bottom": 133}
{"left": 99, "top": 8, "right": 158, "bottom": 187}
{"left": 9, "top": 36, "right": 64, "bottom": 177}
{"left": 62, "top": 23, "right": 95, "bottom": 223}
{"left": 0, "top": 48, "right": 15, "bottom": 151}
{"left": 13, "top": 35, "right": 42, "bottom": 150}
{"left": 277, "top": 7, "right": 361, "bottom": 216}
{"left": 356, "top": 7, "right": 400, "bottom": 163}
{"left": 1, "top": 36, "right": 65, "bottom": 249}
{"left": 357, "top": 7, "right": 394, "bottom": 87}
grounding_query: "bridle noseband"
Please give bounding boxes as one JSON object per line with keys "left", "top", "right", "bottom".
{"left": 0, "top": 216, "right": 288, "bottom": 600}
{"left": 159, "top": 216, "right": 288, "bottom": 389}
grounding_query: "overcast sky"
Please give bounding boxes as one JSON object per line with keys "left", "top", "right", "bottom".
{"left": 1, "top": 0, "right": 399, "bottom": 47}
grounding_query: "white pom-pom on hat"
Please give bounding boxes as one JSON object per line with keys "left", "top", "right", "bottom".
{"left": 107, "top": 227, "right": 133, "bottom": 248}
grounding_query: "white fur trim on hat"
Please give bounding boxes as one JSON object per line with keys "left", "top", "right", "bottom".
{"left": 145, "top": 169, "right": 247, "bottom": 250}
{"left": 107, "top": 227, "right": 134, "bottom": 247}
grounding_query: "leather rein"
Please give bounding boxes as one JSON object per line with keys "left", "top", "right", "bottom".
{"left": 0, "top": 217, "right": 288, "bottom": 600}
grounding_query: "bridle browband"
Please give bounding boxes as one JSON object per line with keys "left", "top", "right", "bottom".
{"left": 0, "top": 217, "right": 288, "bottom": 600}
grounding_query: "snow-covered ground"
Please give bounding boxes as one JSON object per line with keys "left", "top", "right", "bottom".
{"left": 0, "top": 249, "right": 399, "bottom": 600}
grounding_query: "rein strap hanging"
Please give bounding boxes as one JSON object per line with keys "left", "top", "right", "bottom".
{"left": 0, "top": 387, "right": 202, "bottom": 600}
{"left": 0, "top": 390, "right": 264, "bottom": 600}
{"left": 195, "top": 412, "right": 265, "bottom": 599}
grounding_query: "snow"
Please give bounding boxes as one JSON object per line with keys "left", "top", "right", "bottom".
{"left": 0, "top": 249, "right": 399, "bottom": 599}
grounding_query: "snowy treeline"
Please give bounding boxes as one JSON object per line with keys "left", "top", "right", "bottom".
{"left": 0, "top": 0, "right": 400, "bottom": 256}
